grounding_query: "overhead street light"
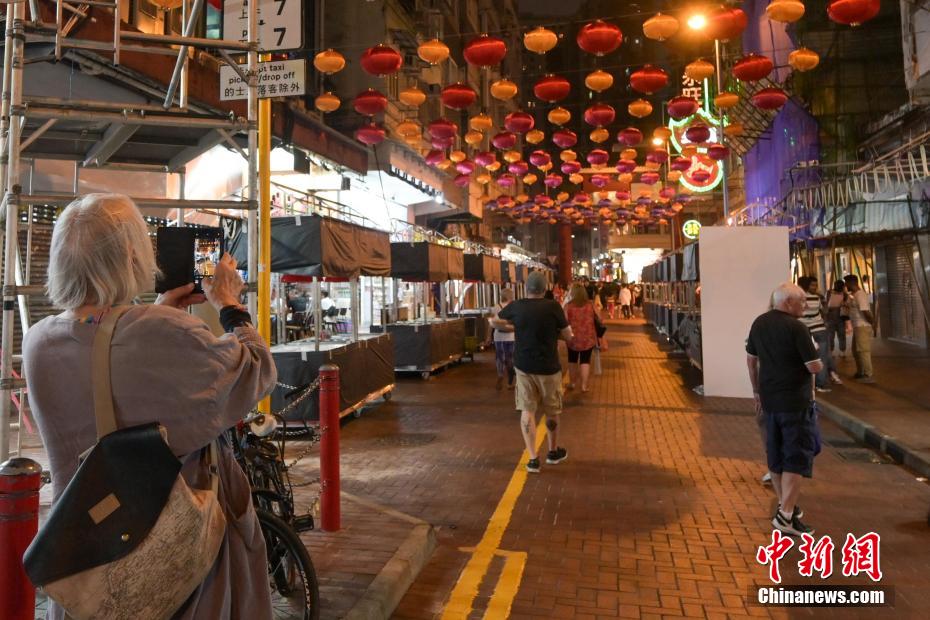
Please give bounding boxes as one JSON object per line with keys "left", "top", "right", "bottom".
{"left": 687, "top": 14, "right": 707, "bottom": 30}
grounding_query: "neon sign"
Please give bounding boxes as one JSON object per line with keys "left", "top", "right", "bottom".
{"left": 682, "top": 219, "right": 702, "bottom": 239}
{"left": 667, "top": 79, "right": 725, "bottom": 193}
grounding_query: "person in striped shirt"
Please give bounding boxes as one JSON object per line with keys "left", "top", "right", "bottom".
{"left": 797, "top": 276, "right": 839, "bottom": 392}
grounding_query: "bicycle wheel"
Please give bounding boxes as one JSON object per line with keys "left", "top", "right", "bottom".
{"left": 257, "top": 509, "right": 320, "bottom": 620}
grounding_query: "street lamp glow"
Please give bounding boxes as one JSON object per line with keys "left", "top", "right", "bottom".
{"left": 652, "top": 137, "right": 665, "bottom": 146}
{"left": 687, "top": 14, "right": 707, "bottom": 30}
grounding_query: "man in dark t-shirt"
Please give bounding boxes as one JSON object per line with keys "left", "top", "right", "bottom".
{"left": 496, "top": 272, "right": 573, "bottom": 473}
{"left": 746, "top": 282, "right": 823, "bottom": 537}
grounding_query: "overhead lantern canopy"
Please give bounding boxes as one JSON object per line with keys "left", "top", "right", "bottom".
{"left": 441, "top": 83, "right": 477, "bottom": 110}
{"left": 706, "top": 7, "right": 748, "bottom": 41}
{"left": 667, "top": 96, "right": 700, "bottom": 120}
{"left": 399, "top": 86, "right": 426, "bottom": 107}
{"left": 630, "top": 65, "right": 669, "bottom": 94}
{"left": 628, "top": 99, "right": 653, "bottom": 118}
{"left": 583, "top": 103, "right": 616, "bottom": 127}
{"left": 766, "top": 0, "right": 806, "bottom": 23}
{"left": 353, "top": 89, "right": 388, "bottom": 116}
{"left": 524, "top": 26, "right": 559, "bottom": 54}
{"left": 313, "top": 49, "right": 346, "bottom": 74}
{"left": 585, "top": 70, "right": 614, "bottom": 93}
{"left": 827, "top": 0, "right": 880, "bottom": 26}
{"left": 418, "top": 38, "right": 450, "bottom": 64}
{"left": 360, "top": 44, "right": 403, "bottom": 76}
{"left": 685, "top": 58, "right": 715, "bottom": 82}
{"left": 463, "top": 34, "right": 507, "bottom": 66}
{"left": 534, "top": 74, "right": 571, "bottom": 102}
{"left": 733, "top": 54, "right": 774, "bottom": 81}
{"left": 548, "top": 106, "right": 572, "bottom": 125}
{"left": 314, "top": 92, "right": 340, "bottom": 113}
{"left": 490, "top": 78, "right": 519, "bottom": 101}
{"left": 642, "top": 12, "right": 679, "bottom": 41}
{"left": 577, "top": 19, "right": 623, "bottom": 56}
{"left": 751, "top": 87, "right": 789, "bottom": 110}
{"left": 788, "top": 47, "right": 820, "bottom": 71}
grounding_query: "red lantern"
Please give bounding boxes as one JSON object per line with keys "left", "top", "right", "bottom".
{"left": 498, "top": 196, "right": 514, "bottom": 207}
{"left": 355, "top": 122, "right": 386, "bottom": 145}
{"left": 474, "top": 151, "right": 496, "bottom": 167}
{"left": 508, "top": 161, "right": 529, "bottom": 176}
{"left": 360, "top": 44, "right": 403, "bottom": 76}
{"left": 751, "top": 87, "right": 788, "bottom": 110}
{"left": 733, "top": 54, "right": 774, "bottom": 82}
{"left": 591, "top": 174, "right": 610, "bottom": 188}
{"left": 583, "top": 103, "right": 616, "bottom": 127}
{"left": 667, "top": 96, "right": 699, "bottom": 120}
{"left": 659, "top": 187, "right": 677, "bottom": 200}
{"left": 828, "top": 0, "right": 880, "bottom": 26}
{"left": 432, "top": 137, "right": 454, "bottom": 150}
{"left": 691, "top": 169, "right": 712, "bottom": 183}
{"left": 685, "top": 124, "right": 711, "bottom": 144}
{"left": 463, "top": 34, "right": 507, "bottom": 66}
{"left": 505, "top": 111, "right": 535, "bottom": 134}
{"left": 453, "top": 174, "right": 471, "bottom": 187}
{"left": 456, "top": 159, "right": 477, "bottom": 175}
{"left": 441, "top": 83, "right": 477, "bottom": 110}
{"left": 497, "top": 173, "right": 517, "bottom": 188}
{"left": 706, "top": 7, "right": 748, "bottom": 41}
{"left": 630, "top": 65, "right": 669, "bottom": 94}
{"left": 353, "top": 89, "right": 388, "bottom": 116}
{"left": 552, "top": 129, "right": 578, "bottom": 148}
{"left": 577, "top": 20, "right": 623, "bottom": 56}
{"left": 574, "top": 192, "right": 591, "bottom": 204}
{"left": 617, "top": 127, "right": 643, "bottom": 146}
{"left": 428, "top": 118, "right": 458, "bottom": 140}
{"left": 640, "top": 171, "right": 660, "bottom": 185}
{"left": 492, "top": 131, "right": 517, "bottom": 150}
{"left": 670, "top": 156, "right": 691, "bottom": 171}
{"left": 534, "top": 74, "right": 571, "bottom": 102}
{"left": 707, "top": 143, "right": 730, "bottom": 160}
{"left": 544, "top": 173, "right": 563, "bottom": 188}
{"left": 561, "top": 161, "right": 582, "bottom": 175}
{"left": 425, "top": 149, "right": 445, "bottom": 166}
{"left": 646, "top": 150, "right": 669, "bottom": 164}
{"left": 616, "top": 159, "right": 637, "bottom": 173}
{"left": 587, "top": 149, "right": 609, "bottom": 166}
{"left": 529, "top": 150, "right": 551, "bottom": 167}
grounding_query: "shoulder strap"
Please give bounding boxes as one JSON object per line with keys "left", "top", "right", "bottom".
{"left": 92, "top": 305, "right": 133, "bottom": 439}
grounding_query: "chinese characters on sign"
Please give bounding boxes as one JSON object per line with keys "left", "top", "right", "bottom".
{"left": 681, "top": 74, "right": 702, "bottom": 102}
{"left": 219, "top": 59, "right": 306, "bottom": 101}
{"left": 681, "top": 219, "right": 702, "bottom": 240}
{"left": 756, "top": 531, "right": 882, "bottom": 584}
{"left": 222, "top": 0, "right": 303, "bottom": 52}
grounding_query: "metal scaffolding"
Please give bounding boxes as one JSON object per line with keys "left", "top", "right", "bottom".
{"left": 0, "top": 0, "right": 262, "bottom": 460}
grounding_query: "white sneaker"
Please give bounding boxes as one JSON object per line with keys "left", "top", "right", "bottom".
{"left": 830, "top": 372, "right": 843, "bottom": 385}
{"left": 761, "top": 472, "right": 772, "bottom": 484}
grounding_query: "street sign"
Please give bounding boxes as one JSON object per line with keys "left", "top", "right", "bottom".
{"left": 220, "top": 59, "right": 306, "bottom": 101}
{"left": 222, "top": 0, "right": 303, "bottom": 53}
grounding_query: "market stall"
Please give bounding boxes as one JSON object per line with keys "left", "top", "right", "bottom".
{"left": 227, "top": 214, "right": 396, "bottom": 420}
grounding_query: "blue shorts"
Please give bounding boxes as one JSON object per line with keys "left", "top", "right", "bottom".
{"left": 765, "top": 406, "right": 817, "bottom": 478}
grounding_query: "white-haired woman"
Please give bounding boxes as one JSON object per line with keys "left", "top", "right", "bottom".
{"left": 23, "top": 194, "right": 277, "bottom": 619}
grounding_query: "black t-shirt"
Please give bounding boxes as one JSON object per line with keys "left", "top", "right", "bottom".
{"left": 746, "top": 309, "right": 819, "bottom": 412}
{"left": 288, "top": 296, "right": 308, "bottom": 313}
{"left": 499, "top": 298, "right": 568, "bottom": 375}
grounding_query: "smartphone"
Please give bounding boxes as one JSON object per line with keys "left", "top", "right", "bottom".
{"left": 155, "top": 227, "right": 224, "bottom": 294}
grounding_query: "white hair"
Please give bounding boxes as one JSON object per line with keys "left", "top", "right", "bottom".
{"left": 47, "top": 194, "right": 157, "bottom": 309}
{"left": 771, "top": 282, "right": 805, "bottom": 309}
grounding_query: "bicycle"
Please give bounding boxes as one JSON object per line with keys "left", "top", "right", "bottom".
{"left": 230, "top": 385, "right": 322, "bottom": 620}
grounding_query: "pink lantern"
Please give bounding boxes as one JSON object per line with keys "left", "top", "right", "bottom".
{"left": 616, "top": 159, "right": 637, "bottom": 173}
{"left": 691, "top": 169, "right": 712, "bottom": 183}
{"left": 428, "top": 118, "right": 458, "bottom": 140}
{"left": 355, "top": 122, "right": 386, "bottom": 145}
{"left": 504, "top": 111, "right": 535, "bottom": 134}
{"left": 707, "top": 143, "right": 730, "bottom": 160}
{"left": 456, "top": 159, "right": 477, "bottom": 175}
{"left": 508, "top": 161, "right": 529, "bottom": 176}
{"left": 667, "top": 96, "right": 700, "bottom": 120}
{"left": 659, "top": 187, "right": 677, "bottom": 200}
{"left": 425, "top": 149, "right": 445, "bottom": 166}
{"left": 587, "top": 149, "right": 610, "bottom": 166}
{"left": 492, "top": 131, "right": 518, "bottom": 150}
{"left": 670, "top": 156, "right": 691, "bottom": 171}
{"left": 617, "top": 127, "right": 643, "bottom": 146}
{"left": 561, "top": 160, "right": 582, "bottom": 175}
{"left": 685, "top": 124, "right": 711, "bottom": 144}
{"left": 544, "top": 173, "right": 564, "bottom": 187}
{"left": 535, "top": 194, "right": 553, "bottom": 205}
{"left": 574, "top": 192, "right": 591, "bottom": 204}
{"left": 640, "top": 171, "right": 660, "bottom": 185}
{"left": 552, "top": 129, "right": 578, "bottom": 148}
{"left": 615, "top": 190, "right": 631, "bottom": 201}
{"left": 646, "top": 150, "right": 669, "bottom": 164}
{"left": 454, "top": 174, "right": 472, "bottom": 187}
{"left": 431, "top": 137, "right": 454, "bottom": 150}
{"left": 733, "top": 54, "right": 774, "bottom": 82}
{"left": 583, "top": 103, "right": 616, "bottom": 127}
{"left": 529, "top": 150, "right": 551, "bottom": 168}
{"left": 591, "top": 174, "right": 610, "bottom": 188}
{"left": 497, "top": 173, "right": 517, "bottom": 187}
{"left": 474, "top": 151, "right": 496, "bottom": 167}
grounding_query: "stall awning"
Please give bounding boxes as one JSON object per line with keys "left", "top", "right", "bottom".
{"left": 390, "top": 241, "right": 449, "bottom": 281}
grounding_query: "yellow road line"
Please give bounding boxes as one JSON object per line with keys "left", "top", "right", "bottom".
{"left": 440, "top": 418, "right": 547, "bottom": 619}
{"left": 483, "top": 550, "right": 528, "bottom": 620}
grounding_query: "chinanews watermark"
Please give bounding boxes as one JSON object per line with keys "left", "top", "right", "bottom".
{"left": 752, "top": 531, "right": 894, "bottom": 607}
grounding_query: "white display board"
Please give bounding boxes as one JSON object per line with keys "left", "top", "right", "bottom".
{"left": 222, "top": 0, "right": 303, "bottom": 52}
{"left": 699, "top": 226, "right": 789, "bottom": 398}
{"left": 219, "top": 59, "right": 306, "bottom": 101}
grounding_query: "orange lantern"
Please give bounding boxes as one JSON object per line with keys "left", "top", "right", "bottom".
{"left": 620, "top": 148, "right": 638, "bottom": 160}
{"left": 724, "top": 122, "right": 745, "bottom": 137}
{"left": 569, "top": 173, "right": 584, "bottom": 184}
{"left": 590, "top": 128, "right": 610, "bottom": 143}
{"left": 523, "top": 173, "right": 538, "bottom": 185}
{"left": 548, "top": 107, "right": 572, "bottom": 125}
{"left": 643, "top": 12, "right": 679, "bottom": 41}
{"left": 524, "top": 26, "right": 558, "bottom": 54}
{"left": 437, "top": 159, "right": 453, "bottom": 170}
{"left": 766, "top": 0, "right": 806, "bottom": 23}
{"left": 314, "top": 92, "right": 340, "bottom": 112}
{"left": 476, "top": 173, "right": 491, "bottom": 185}
{"left": 449, "top": 150, "right": 467, "bottom": 163}
{"left": 503, "top": 150, "right": 522, "bottom": 163}
{"left": 526, "top": 129, "right": 545, "bottom": 144}
{"left": 653, "top": 126, "right": 672, "bottom": 141}
{"left": 417, "top": 38, "right": 449, "bottom": 64}
{"left": 560, "top": 149, "right": 578, "bottom": 162}
{"left": 668, "top": 170, "right": 682, "bottom": 182}
{"left": 469, "top": 113, "right": 493, "bottom": 132}
{"left": 538, "top": 162, "right": 553, "bottom": 172}
{"left": 788, "top": 47, "right": 820, "bottom": 72}
{"left": 681, "top": 144, "right": 698, "bottom": 158}
{"left": 313, "top": 49, "right": 345, "bottom": 74}
{"left": 715, "top": 92, "right": 740, "bottom": 109}
{"left": 464, "top": 130, "right": 484, "bottom": 146}
{"left": 487, "top": 161, "right": 502, "bottom": 172}
{"left": 557, "top": 192, "right": 570, "bottom": 202}
{"left": 399, "top": 86, "right": 426, "bottom": 107}
{"left": 585, "top": 70, "right": 614, "bottom": 93}
{"left": 396, "top": 120, "right": 420, "bottom": 138}
{"left": 490, "top": 78, "right": 518, "bottom": 101}
{"left": 619, "top": 173, "right": 633, "bottom": 184}
{"left": 628, "top": 99, "right": 653, "bottom": 118}
{"left": 685, "top": 59, "right": 715, "bottom": 82}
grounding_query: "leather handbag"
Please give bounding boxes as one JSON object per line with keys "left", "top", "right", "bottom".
{"left": 23, "top": 305, "right": 227, "bottom": 619}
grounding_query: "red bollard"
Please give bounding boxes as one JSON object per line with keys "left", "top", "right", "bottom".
{"left": 0, "top": 458, "right": 43, "bottom": 620}
{"left": 318, "top": 364, "right": 340, "bottom": 532}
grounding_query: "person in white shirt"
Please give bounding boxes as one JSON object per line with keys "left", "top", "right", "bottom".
{"left": 618, "top": 284, "right": 633, "bottom": 319}
{"left": 490, "top": 288, "right": 516, "bottom": 390}
{"left": 843, "top": 275, "right": 875, "bottom": 383}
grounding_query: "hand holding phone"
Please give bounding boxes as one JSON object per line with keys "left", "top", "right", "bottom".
{"left": 202, "top": 253, "right": 245, "bottom": 311}
{"left": 155, "top": 283, "right": 207, "bottom": 309}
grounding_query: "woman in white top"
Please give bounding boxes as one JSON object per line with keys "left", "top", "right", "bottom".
{"left": 491, "top": 288, "right": 516, "bottom": 390}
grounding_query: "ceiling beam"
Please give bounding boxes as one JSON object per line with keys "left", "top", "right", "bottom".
{"left": 82, "top": 123, "right": 140, "bottom": 167}
{"left": 166, "top": 129, "right": 226, "bottom": 172}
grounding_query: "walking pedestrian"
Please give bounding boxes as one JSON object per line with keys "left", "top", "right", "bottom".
{"left": 605, "top": 282, "right": 618, "bottom": 319}
{"left": 844, "top": 275, "right": 876, "bottom": 383}
{"left": 797, "top": 276, "right": 833, "bottom": 392}
{"left": 746, "top": 282, "right": 823, "bottom": 536}
{"left": 824, "top": 280, "right": 848, "bottom": 364}
{"left": 619, "top": 284, "right": 633, "bottom": 319}
{"left": 494, "top": 271, "right": 573, "bottom": 473}
{"left": 490, "top": 289, "right": 516, "bottom": 391}
{"left": 564, "top": 283, "right": 599, "bottom": 393}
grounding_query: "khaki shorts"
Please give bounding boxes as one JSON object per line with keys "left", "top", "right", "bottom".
{"left": 514, "top": 369, "right": 562, "bottom": 416}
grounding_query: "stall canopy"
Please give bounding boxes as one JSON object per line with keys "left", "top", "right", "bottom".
{"left": 446, "top": 246, "right": 464, "bottom": 280}
{"left": 464, "top": 253, "right": 503, "bottom": 283}
{"left": 390, "top": 241, "right": 450, "bottom": 281}
{"left": 227, "top": 215, "right": 390, "bottom": 278}
{"left": 485, "top": 255, "right": 502, "bottom": 283}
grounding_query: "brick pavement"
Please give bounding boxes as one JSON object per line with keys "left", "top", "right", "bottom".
{"left": 325, "top": 319, "right": 930, "bottom": 619}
